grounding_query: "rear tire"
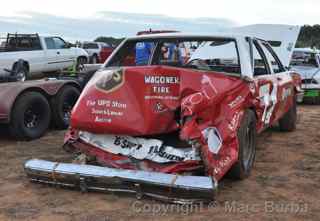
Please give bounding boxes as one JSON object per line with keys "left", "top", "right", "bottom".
{"left": 51, "top": 85, "right": 80, "bottom": 129}
{"left": 228, "top": 110, "right": 257, "bottom": 180}
{"left": 279, "top": 97, "right": 297, "bottom": 132}
{"left": 9, "top": 92, "right": 51, "bottom": 140}
{"left": 12, "top": 62, "right": 29, "bottom": 82}
{"left": 76, "top": 57, "right": 87, "bottom": 72}
{"left": 91, "top": 54, "right": 99, "bottom": 64}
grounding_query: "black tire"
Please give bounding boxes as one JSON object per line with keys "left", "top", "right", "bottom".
{"left": 279, "top": 97, "right": 297, "bottom": 132}
{"left": 91, "top": 54, "right": 99, "bottom": 64}
{"left": 76, "top": 57, "right": 87, "bottom": 72}
{"left": 9, "top": 92, "right": 51, "bottom": 140}
{"left": 12, "top": 61, "right": 29, "bottom": 82}
{"left": 228, "top": 110, "right": 257, "bottom": 180}
{"left": 51, "top": 85, "right": 80, "bottom": 129}
{"left": 303, "top": 96, "right": 320, "bottom": 105}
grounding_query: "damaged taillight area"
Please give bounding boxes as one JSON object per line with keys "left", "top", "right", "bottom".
{"left": 63, "top": 66, "right": 253, "bottom": 181}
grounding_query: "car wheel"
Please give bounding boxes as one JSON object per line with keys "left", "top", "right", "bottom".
{"left": 228, "top": 109, "right": 257, "bottom": 180}
{"left": 91, "top": 54, "right": 99, "bottom": 64}
{"left": 51, "top": 85, "right": 80, "bottom": 129}
{"left": 303, "top": 96, "right": 320, "bottom": 105}
{"left": 12, "top": 63, "right": 29, "bottom": 82}
{"left": 9, "top": 92, "right": 51, "bottom": 140}
{"left": 76, "top": 57, "right": 87, "bottom": 72}
{"left": 279, "top": 97, "right": 297, "bottom": 132}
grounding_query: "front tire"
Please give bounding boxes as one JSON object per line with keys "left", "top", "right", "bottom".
{"left": 9, "top": 92, "right": 51, "bottom": 140}
{"left": 51, "top": 85, "right": 80, "bottom": 129}
{"left": 228, "top": 110, "right": 257, "bottom": 180}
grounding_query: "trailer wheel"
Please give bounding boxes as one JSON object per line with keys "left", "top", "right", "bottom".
{"left": 228, "top": 110, "right": 257, "bottom": 180}
{"left": 9, "top": 92, "right": 51, "bottom": 140}
{"left": 279, "top": 97, "right": 297, "bottom": 132}
{"left": 51, "top": 85, "right": 80, "bottom": 129}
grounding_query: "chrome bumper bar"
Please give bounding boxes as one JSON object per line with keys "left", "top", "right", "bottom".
{"left": 24, "top": 159, "right": 217, "bottom": 204}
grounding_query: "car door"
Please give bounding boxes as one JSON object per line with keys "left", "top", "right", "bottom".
{"left": 52, "top": 37, "right": 75, "bottom": 69}
{"left": 44, "top": 37, "right": 59, "bottom": 71}
{"left": 259, "top": 41, "right": 295, "bottom": 120}
{"left": 252, "top": 39, "right": 283, "bottom": 126}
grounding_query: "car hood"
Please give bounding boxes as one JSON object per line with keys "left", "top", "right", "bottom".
{"left": 70, "top": 66, "right": 245, "bottom": 135}
{"left": 291, "top": 66, "right": 320, "bottom": 79}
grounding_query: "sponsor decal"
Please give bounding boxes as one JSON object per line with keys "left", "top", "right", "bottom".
{"left": 228, "top": 96, "right": 244, "bottom": 109}
{"left": 282, "top": 87, "right": 292, "bottom": 101}
{"left": 79, "top": 131, "right": 200, "bottom": 163}
{"left": 228, "top": 112, "right": 241, "bottom": 132}
{"left": 86, "top": 99, "right": 127, "bottom": 123}
{"left": 144, "top": 75, "right": 180, "bottom": 94}
{"left": 154, "top": 102, "right": 168, "bottom": 113}
{"left": 96, "top": 69, "right": 125, "bottom": 93}
{"left": 259, "top": 83, "right": 278, "bottom": 124}
{"left": 214, "top": 156, "right": 232, "bottom": 175}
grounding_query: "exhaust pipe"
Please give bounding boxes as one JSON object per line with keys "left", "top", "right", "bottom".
{"left": 24, "top": 159, "right": 217, "bottom": 204}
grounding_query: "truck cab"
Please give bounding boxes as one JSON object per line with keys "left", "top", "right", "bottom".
{"left": 0, "top": 34, "right": 89, "bottom": 81}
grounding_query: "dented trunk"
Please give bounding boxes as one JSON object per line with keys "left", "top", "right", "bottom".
{"left": 65, "top": 66, "right": 253, "bottom": 181}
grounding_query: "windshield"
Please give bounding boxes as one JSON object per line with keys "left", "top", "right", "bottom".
{"left": 290, "top": 51, "right": 320, "bottom": 68}
{"left": 105, "top": 37, "right": 241, "bottom": 75}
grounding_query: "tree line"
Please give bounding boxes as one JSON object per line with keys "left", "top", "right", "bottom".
{"left": 296, "top": 25, "right": 320, "bottom": 48}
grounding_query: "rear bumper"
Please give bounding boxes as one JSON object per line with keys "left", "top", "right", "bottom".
{"left": 24, "top": 159, "right": 217, "bottom": 204}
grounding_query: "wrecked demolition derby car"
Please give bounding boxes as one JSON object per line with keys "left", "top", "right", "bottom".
{"left": 25, "top": 33, "right": 303, "bottom": 203}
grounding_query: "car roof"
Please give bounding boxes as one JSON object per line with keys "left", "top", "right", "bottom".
{"left": 126, "top": 32, "right": 250, "bottom": 41}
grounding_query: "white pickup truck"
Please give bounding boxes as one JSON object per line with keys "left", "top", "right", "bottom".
{"left": 0, "top": 34, "right": 89, "bottom": 81}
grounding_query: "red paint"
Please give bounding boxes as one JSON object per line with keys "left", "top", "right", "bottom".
{"left": 67, "top": 66, "right": 301, "bottom": 181}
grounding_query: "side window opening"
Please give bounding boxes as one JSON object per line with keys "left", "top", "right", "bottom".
{"left": 53, "top": 37, "right": 66, "bottom": 49}
{"left": 154, "top": 39, "right": 241, "bottom": 74}
{"left": 83, "top": 43, "right": 99, "bottom": 49}
{"left": 252, "top": 41, "right": 269, "bottom": 76}
{"left": 107, "top": 41, "right": 155, "bottom": 67}
{"left": 261, "top": 42, "right": 284, "bottom": 73}
{"left": 45, "top": 38, "right": 56, "bottom": 50}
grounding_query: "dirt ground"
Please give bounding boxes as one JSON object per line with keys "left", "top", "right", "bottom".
{"left": 0, "top": 105, "right": 319, "bottom": 221}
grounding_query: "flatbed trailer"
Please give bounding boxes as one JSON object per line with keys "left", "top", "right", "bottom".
{"left": 0, "top": 64, "right": 101, "bottom": 140}
{"left": 0, "top": 78, "right": 81, "bottom": 140}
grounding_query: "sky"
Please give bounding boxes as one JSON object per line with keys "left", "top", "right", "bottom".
{"left": 0, "top": 0, "right": 319, "bottom": 41}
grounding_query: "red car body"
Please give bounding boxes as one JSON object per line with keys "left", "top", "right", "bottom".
{"left": 99, "top": 46, "right": 114, "bottom": 63}
{"left": 63, "top": 34, "right": 302, "bottom": 182}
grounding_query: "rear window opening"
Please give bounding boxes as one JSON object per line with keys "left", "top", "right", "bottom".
{"left": 106, "top": 37, "right": 241, "bottom": 75}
